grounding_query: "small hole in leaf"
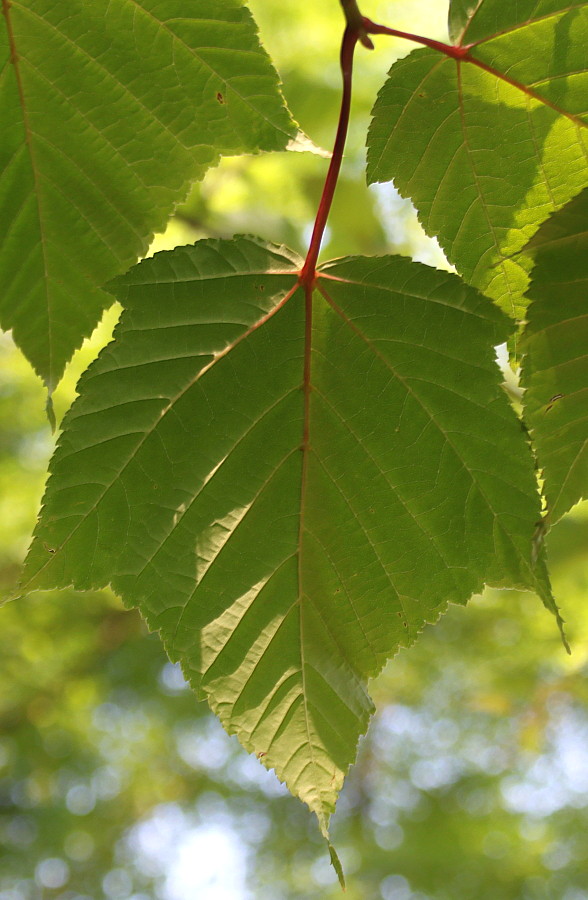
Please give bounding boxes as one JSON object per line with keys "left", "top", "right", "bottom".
{"left": 216, "top": 92, "right": 225, "bottom": 104}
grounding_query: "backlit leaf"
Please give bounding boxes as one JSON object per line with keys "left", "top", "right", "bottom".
{"left": 522, "top": 189, "right": 588, "bottom": 524}
{"left": 450, "top": 0, "right": 581, "bottom": 44}
{"left": 22, "top": 237, "right": 557, "bottom": 829}
{"left": 0, "top": 0, "right": 295, "bottom": 388}
{"left": 448, "top": 0, "right": 483, "bottom": 43}
{"left": 368, "top": 0, "right": 588, "bottom": 319}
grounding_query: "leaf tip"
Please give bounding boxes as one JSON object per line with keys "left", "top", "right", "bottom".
{"left": 45, "top": 390, "right": 56, "bottom": 433}
{"left": 539, "top": 580, "right": 571, "bottom": 654}
{"left": 328, "top": 842, "right": 346, "bottom": 891}
{"left": 317, "top": 813, "right": 345, "bottom": 890}
{"left": 556, "top": 608, "right": 571, "bottom": 656}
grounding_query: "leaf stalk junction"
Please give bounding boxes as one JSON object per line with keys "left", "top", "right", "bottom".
{"left": 299, "top": 1, "right": 472, "bottom": 291}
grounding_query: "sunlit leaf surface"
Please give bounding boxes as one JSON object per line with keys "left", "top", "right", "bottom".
{"left": 22, "top": 237, "right": 557, "bottom": 827}
{"left": 368, "top": 0, "right": 588, "bottom": 318}
{"left": 0, "top": 0, "right": 295, "bottom": 387}
{"left": 522, "top": 189, "right": 588, "bottom": 524}
{"left": 448, "top": 0, "right": 483, "bottom": 43}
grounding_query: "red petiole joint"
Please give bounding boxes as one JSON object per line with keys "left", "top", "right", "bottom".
{"left": 299, "top": 10, "right": 471, "bottom": 287}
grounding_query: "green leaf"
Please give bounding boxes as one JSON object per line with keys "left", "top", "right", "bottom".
{"left": 0, "top": 0, "right": 295, "bottom": 389}
{"left": 368, "top": 1, "right": 588, "bottom": 319}
{"left": 448, "top": 0, "right": 483, "bottom": 43}
{"left": 22, "top": 237, "right": 556, "bottom": 828}
{"left": 450, "top": 0, "right": 581, "bottom": 44}
{"left": 522, "top": 189, "right": 588, "bottom": 524}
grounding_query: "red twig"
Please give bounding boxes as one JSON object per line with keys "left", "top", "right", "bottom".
{"left": 362, "top": 17, "right": 472, "bottom": 59}
{"left": 298, "top": 26, "right": 359, "bottom": 286}
{"left": 298, "top": 11, "right": 471, "bottom": 287}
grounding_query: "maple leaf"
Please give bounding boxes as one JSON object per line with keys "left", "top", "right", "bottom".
{"left": 22, "top": 236, "right": 558, "bottom": 832}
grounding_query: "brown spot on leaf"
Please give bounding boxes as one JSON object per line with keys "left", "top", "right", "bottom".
{"left": 546, "top": 393, "right": 564, "bottom": 412}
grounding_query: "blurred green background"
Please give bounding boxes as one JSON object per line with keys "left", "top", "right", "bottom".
{"left": 1, "top": 1, "right": 587, "bottom": 898}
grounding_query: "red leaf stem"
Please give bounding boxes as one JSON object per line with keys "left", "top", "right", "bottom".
{"left": 362, "top": 17, "right": 472, "bottom": 59}
{"left": 299, "top": 26, "right": 359, "bottom": 286}
{"left": 299, "top": 13, "right": 473, "bottom": 290}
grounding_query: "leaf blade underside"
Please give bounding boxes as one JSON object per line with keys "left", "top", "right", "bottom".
{"left": 522, "top": 189, "right": 588, "bottom": 524}
{"left": 448, "top": 0, "right": 484, "bottom": 43}
{"left": 0, "top": 0, "right": 295, "bottom": 388}
{"left": 22, "top": 237, "right": 555, "bottom": 827}
{"left": 368, "top": 0, "right": 588, "bottom": 319}
{"left": 450, "top": 0, "right": 586, "bottom": 44}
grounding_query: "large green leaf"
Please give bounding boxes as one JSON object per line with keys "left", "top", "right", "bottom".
{"left": 368, "top": 0, "right": 588, "bottom": 319}
{"left": 522, "top": 189, "right": 588, "bottom": 524}
{"left": 0, "top": 0, "right": 295, "bottom": 389}
{"left": 448, "top": 0, "right": 483, "bottom": 43}
{"left": 450, "top": 0, "right": 582, "bottom": 44}
{"left": 22, "top": 237, "right": 557, "bottom": 830}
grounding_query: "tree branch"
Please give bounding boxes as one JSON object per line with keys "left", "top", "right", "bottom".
{"left": 339, "top": 0, "right": 374, "bottom": 48}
